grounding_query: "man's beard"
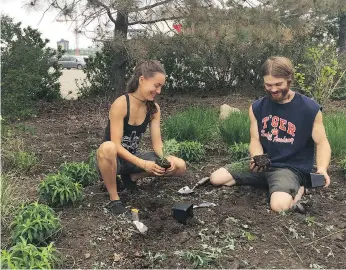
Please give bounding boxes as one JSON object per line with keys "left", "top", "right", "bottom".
{"left": 266, "top": 87, "right": 290, "bottom": 102}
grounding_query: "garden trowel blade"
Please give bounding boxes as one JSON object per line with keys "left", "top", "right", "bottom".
{"left": 178, "top": 186, "right": 194, "bottom": 194}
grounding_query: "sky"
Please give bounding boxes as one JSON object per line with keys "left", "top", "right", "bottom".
{"left": 1, "top": 0, "right": 94, "bottom": 49}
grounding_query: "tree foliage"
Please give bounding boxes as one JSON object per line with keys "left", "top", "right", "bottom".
{"left": 1, "top": 15, "right": 62, "bottom": 121}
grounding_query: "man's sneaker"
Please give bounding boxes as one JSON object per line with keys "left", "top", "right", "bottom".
{"left": 291, "top": 202, "right": 306, "bottom": 214}
{"left": 105, "top": 200, "right": 128, "bottom": 215}
{"left": 120, "top": 174, "right": 139, "bottom": 193}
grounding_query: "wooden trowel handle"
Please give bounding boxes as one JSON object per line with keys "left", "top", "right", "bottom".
{"left": 196, "top": 177, "right": 210, "bottom": 187}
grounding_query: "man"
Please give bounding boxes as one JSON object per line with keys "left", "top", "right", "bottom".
{"left": 210, "top": 56, "right": 331, "bottom": 212}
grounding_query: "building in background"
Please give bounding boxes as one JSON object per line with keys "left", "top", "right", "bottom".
{"left": 57, "top": 39, "right": 69, "bottom": 50}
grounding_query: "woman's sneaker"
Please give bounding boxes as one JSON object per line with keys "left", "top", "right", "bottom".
{"left": 105, "top": 200, "right": 128, "bottom": 215}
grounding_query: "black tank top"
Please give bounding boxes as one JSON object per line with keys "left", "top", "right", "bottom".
{"left": 103, "top": 94, "right": 151, "bottom": 154}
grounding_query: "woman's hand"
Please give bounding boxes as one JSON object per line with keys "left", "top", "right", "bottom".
{"left": 165, "top": 156, "right": 176, "bottom": 174}
{"left": 143, "top": 160, "right": 165, "bottom": 176}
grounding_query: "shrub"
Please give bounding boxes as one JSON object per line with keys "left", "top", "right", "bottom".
{"left": 59, "top": 162, "right": 98, "bottom": 187}
{"left": 88, "top": 150, "right": 97, "bottom": 168}
{"left": 1, "top": 16, "right": 62, "bottom": 121}
{"left": 219, "top": 112, "right": 250, "bottom": 145}
{"left": 1, "top": 237, "right": 61, "bottom": 269}
{"left": 5, "top": 151, "right": 38, "bottom": 172}
{"left": 324, "top": 113, "right": 346, "bottom": 159}
{"left": 295, "top": 46, "right": 345, "bottom": 105}
{"left": 163, "top": 107, "right": 218, "bottom": 144}
{"left": 178, "top": 141, "right": 205, "bottom": 163}
{"left": 163, "top": 139, "right": 180, "bottom": 156}
{"left": 38, "top": 174, "right": 83, "bottom": 207}
{"left": 224, "top": 160, "right": 249, "bottom": 174}
{"left": 229, "top": 142, "right": 249, "bottom": 162}
{"left": 10, "top": 202, "right": 61, "bottom": 245}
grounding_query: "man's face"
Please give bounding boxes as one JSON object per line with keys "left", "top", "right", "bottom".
{"left": 263, "top": 75, "right": 290, "bottom": 103}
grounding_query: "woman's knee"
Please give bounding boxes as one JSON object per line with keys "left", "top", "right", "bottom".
{"left": 172, "top": 157, "right": 186, "bottom": 175}
{"left": 97, "top": 141, "right": 117, "bottom": 161}
{"left": 210, "top": 168, "right": 233, "bottom": 186}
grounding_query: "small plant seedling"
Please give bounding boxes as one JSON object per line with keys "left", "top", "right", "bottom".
{"left": 155, "top": 141, "right": 173, "bottom": 169}
{"left": 310, "top": 173, "right": 325, "bottom": 188}
{"left": 172, "top": 203, "right": 193, "bottom": 224}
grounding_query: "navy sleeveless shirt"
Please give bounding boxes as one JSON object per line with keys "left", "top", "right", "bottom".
{"left": 252, "top": 93, "right": 321, "bottom": 173}
{"left": 103, "top": 94, "right": 150, "bottom": 154}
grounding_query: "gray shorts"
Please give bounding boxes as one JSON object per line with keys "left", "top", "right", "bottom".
{"left": 225, "top": 166, "right": 309, "bottom": 198}
{"left": 95, "top": 151, "right": 159, "bottom": 176}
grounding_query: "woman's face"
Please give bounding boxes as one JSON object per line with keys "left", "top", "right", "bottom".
{"left": 138, "top": 72, "right": 166, "bottom": 101}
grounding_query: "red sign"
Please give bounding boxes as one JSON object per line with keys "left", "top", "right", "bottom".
{"left": 173, "top": 23, "right": 182, "bottom": 33}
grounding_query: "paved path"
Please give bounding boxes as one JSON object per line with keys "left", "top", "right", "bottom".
{"left": 59, "top": 69, "right": 87, "bottom": 99}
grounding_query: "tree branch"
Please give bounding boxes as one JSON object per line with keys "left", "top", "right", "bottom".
{"left": 88, "top": 0, "right": 117, "bottom": 24}
{"left": 128, "top": 15, "right": 184, "bottom": 25}
{"left": 130, "top": 0, "right": 174, "bottom": 12}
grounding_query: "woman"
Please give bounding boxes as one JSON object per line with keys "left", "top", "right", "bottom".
{"left": 96, "top": 60, "right": 186, "bottom": 215}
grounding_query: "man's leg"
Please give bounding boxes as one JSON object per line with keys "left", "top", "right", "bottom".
{"left": 267, "top": 168, "right": 304, "bottom": 212}
{"left": 210, "top": 164, "right": 267, "bottom": 187}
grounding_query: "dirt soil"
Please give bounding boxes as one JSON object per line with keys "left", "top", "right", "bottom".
{"left": 2, "top": 94, "right": 346, "bottom": 269}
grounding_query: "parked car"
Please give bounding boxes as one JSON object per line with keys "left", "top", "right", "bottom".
{"left": 58, "top": 56, "right": 86, "bottom": 70}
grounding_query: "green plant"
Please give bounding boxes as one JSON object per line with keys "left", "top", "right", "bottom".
{"left": 144, "top": 251, "right": 167, "bottom": 268}
{"left": 324, "top": 113, "right": 346, "bottom": 159}
{"left": 1, "top": 237, "right": 61, "bottom": 269}
{"left": 0, "top": 173, "right": 22, "bottom": 228}
{"left": 163, "top": 107, "right": 219, "bottom": 144}
{"left": 224, "top": 160, "right": 249, "bottom": 174}
{"left": 38, "top": 174, "right": 83, "bottom": 207}
{"left": 177, "top": 249, "right": 218, "bottom": 268}
{"left": 295, "top": 46, "right": 346, "bottom": 105}
{"left": 339, "top": 157, "right": 346, "bottom": 179}
{"left": 229, "top": 142, "right": 249, "bottom": 162}
{"left": 219, "top": 112, "right": 250, "bottom": 145}
{"left": 6, "top": 151, "right": 39, "bottom": 172}
{"left": 88, "top": 150, "right": 97, "bottom": 168}
{"left": 1, "top": 15, "right": 62, "bottom": 121}
{"left": 242, "top": 231, "right": 257, "bottom": 241}
{"left": 10, "top": 202, "right": 61, "bottom": 245}
{"left": 163, "top": 139, "right": 180, "bottom": 156}
{"left": 59, "top": 161, "right": 98, "bottom": 187}
{"left": 178, "top": 141, "right": 206, "bottom": 162}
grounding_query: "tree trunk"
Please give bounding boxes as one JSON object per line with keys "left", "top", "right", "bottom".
{"left": 110, "top": 11, "right": 128, "bottom": 97}
{"left": 339, "top": 12, "right": 346, "bottom": 53}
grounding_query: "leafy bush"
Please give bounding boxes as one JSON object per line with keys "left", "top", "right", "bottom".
{"left": 59, "top": 162, "right": 98, "bottom": 187}
{"left": 1, "top": 237, "right": 61, "bottom": 269}
{"left": 324, "top": 113, "right": 346, "bottom": 159}
{"left": 1, "top": 15, "right": 62, "bottom": 121}
{"left": 10, "top": 202, "right": 61, "bottom": 245}
{"left": 178, "top": 141, "right": 205, "bottom": 163}
{"left": 88, "top": 150, "right": 97, "bottom": 168}
{"left": 163, "top": 107, "right": 218, "bottom": 144}
{"left": 163, "top": 139, "right": 180, "bottom": 156}
{"left": 224, "top": 161, "right": 249, "bottom": 174}
{"left": 38, "top": 174, "right": 83, "bottom": 207}
{"left": 229, "top": 142, "right": 249, "bottom": 162}
{"left": 219, "top": 112, "right": 250, "bottom": 145}
{"left": 5, "top": 151, "right": 38, "bottom": 172}
{"left": 295, "top": 46, "right": 346, "bottom": 105}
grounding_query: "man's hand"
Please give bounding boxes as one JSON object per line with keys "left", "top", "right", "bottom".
{"left": 316, "top": 168, "right": 331, "bottom": 188}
